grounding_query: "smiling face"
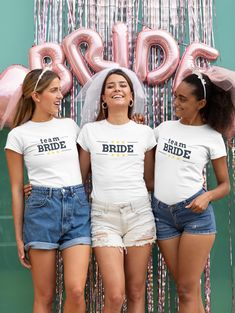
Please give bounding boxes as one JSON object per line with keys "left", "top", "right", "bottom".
{"left": 33, "top": 77, "right": 63, "bottom": 120}
{"left": 174, "top": 81, "right": 206, "bottom": 124}
{"left": 102, "top": 74, "right": 133, "bottom": 112}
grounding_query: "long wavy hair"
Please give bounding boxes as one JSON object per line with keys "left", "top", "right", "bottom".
{"left": 12, "top": 69, "right": 59, "bottom": 128}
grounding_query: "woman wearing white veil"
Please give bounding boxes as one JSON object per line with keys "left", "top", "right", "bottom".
{"left": 77, "top": 67, "right": 156, "bottom": 313}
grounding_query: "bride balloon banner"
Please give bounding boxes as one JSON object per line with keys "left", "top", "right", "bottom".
{"left": 0, "top": 23, "right": 221, "bottom": 128}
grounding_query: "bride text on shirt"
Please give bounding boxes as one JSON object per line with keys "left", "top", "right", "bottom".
{"left": 37, "top": 137, "right": 66, "bottom": 152}
{"left": 163, "top": 139, "right": 191, "bottom": 159}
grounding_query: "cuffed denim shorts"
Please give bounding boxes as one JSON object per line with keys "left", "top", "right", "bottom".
{"left": 91, "top": 197, "right": 156, "bottom": 248}
{"left": 152, "top": 189, "right": 216, "bottom": 240}
{"left": 23, "top": 184, "right": 91, "bottom": 251}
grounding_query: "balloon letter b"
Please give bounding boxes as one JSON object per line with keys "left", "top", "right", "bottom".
{"left": 29, "top": 43, "right": 73, "bottom": 95}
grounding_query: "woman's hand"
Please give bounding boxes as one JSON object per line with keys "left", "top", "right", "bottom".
{"left": 16, "top": 239, "right": 31, "bottom": 269}
{"left": 24, "top": 183, "right": 32, "bottom": 198}
{"left": 131, "top": 113, "right": 145, "bottom": 124}
{"left": 185, "top": 192, "right": 211, "bottom": 213}
{"left": 187, "top": 157, "right": 230, "bottom": 213}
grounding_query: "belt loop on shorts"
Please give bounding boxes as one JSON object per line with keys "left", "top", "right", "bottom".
{"left": 70, "top": 186, "right": 74, "bottom": 196}
{"left": 130, "top": 201, "right": 135, "bottom": 212}
{"left": 104, "top": 203, "right": 109, "bottom": 213}
{"left": 49, "top": 188, "right": 52, "bottom": 198}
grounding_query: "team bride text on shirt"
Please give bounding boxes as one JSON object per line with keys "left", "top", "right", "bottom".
{"left": 163, "top": 138, "right": 191, "bottom": 159}
{"left": 37, "top": 137, "right": 66, "bottom": 153}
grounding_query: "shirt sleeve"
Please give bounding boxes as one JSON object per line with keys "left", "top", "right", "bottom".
{"left": 70, "top": 118, "right": 80, "bottom": 139}
{"left": 77, "top": 124, "right": 90, "bottom": 152}
{"left": 4, "top": 129, "right": 23, "bottom": 154}
{"left": 209, "top": 133, "right": 227, "bottom": 159}
{"left": 153, "top": 125, "right": 160, "bottom": 143}
{"left": 145, "top": 126, "right": 157, "bottom": 151}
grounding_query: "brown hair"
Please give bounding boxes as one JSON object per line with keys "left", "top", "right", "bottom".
{"left": 12, "top": 69, "right": 59, "bottom": 128}
{"left": 96, "top": 69, "right": 134, "bottom": 121}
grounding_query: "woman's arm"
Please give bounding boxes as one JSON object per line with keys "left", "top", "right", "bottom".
{"left": 5, "top": 149, "right": 31, "bottom": 269}
{"left": 144, "top": 147, "right": 155, "bottom": 192}
{"left": 208, "top": 156, "right": 231, "bottom": 199}
{"left": 78, "top": 145, "right": 91, "bottom": 184}
{"left": 186, "top": 156, "right": 230, "bottom": 212}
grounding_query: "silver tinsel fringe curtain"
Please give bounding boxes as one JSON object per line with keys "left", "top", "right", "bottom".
{"left": 33, "top": 1, "right": 235, "bottom": 312}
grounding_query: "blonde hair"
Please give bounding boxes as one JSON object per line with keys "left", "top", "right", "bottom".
{"left": 12, "top": 69, "right": 59, "bottom": 128}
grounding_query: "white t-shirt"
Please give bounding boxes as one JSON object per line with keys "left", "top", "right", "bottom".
{"left": 5, "top": 118, "right": 82, "bottom": 187}
{"left": 154, "top": 120, "right": 227, "bottom": 205}
{"left": 78, "top": 119, "right": 156, "bottom": 202}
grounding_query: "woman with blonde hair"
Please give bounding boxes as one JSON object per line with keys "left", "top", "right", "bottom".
{"left": 5, "top": 68, "right": 91, "bottom": 313}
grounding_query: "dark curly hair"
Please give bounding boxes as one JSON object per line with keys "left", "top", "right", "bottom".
{"left": 182, "top": 73, "right": 235, "bottom": 136}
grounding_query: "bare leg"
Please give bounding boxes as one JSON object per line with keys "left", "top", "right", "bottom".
{"left": 29, "top": 249, "right": 57, "bottom": 313}
{"left": 198, "top": 284, "right": 205, "bottom": 313}
{"left": 157, "top": 237, "right": 180, "bottom": 280}
{"left": 62, "top": 245, "right": 90, "bottom": 313}
{"left": 125, "top": 244, "right": 152, "bottom": 313}
{"left": 177, "top": 234, "right": 215, "bottom": 313}
{"left": 158, "top": 234, "right": 215, "bottom": 313}
{"left": 94, "top": 247, "right": 125, "bottom": 313}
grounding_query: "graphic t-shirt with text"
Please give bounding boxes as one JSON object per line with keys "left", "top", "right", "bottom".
{"left": 5, "top": 118, "right": 82, "bottom": 187}
{"left": 78, "top": 120, "right": 156, "bottom": 202}
{"left": 154, "top": 120, "right": 226, "bottom": 205}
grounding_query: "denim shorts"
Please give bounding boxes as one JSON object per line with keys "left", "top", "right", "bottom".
{"left": 152, "top": 189, "right": 216, "bottom": 240}
{"left": 23, "top": 184, "right": 91, "bottom": 251}
{"left": 91, "top": 197, "right": 156, "bottom": 248}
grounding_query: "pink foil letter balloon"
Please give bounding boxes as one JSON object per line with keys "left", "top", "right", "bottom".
{"left": 135, "top": 28, "right": 180, "bottom": 85}
{"left": 62, "top": 28, "right": 119, "bottom": 85}
{"left": 112, "top": 22, "right": 129, "bottom": 68}
{"left": 29, "top": 42, "right": 73, "bottom": 95}
{"left": 173, "top": 42, "right": 219, "bottom": 91}
{"left": 0, "top": 65, "right": 29, "bottom": 128}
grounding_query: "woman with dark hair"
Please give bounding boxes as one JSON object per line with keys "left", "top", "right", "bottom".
{"left": 152, "top": 70, "right": 234, "bottom": 313}
{"left": 77, "top": 67, "right": 156, "bottom": 313}
{"left": 95, "top": 68, "right": 135, "bottom": 121}
{"left": 5, "top": 69, "right": 91, "bottom": 313}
